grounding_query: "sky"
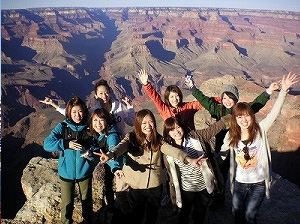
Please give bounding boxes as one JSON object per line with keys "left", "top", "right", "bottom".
{"left": 1, "top": 0, "right": 300, "bottom": 12}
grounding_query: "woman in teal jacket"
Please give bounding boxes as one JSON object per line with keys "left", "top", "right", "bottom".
{"left": 89, "top": 108, "right": 132, "bottom": 223}
{"left": 44, "top": 96, "right": 94, "bottom": 224}
{"left": 185, "top": 78, "right": 279, "bottom": 210}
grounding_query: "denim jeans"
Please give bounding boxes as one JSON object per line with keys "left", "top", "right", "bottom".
{"left": 232, "top": 180, "right": 265, "bottom": 224}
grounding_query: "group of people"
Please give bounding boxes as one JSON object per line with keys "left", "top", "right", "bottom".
{"left": 42, "top": 70, "right": 297, "bottom": 224}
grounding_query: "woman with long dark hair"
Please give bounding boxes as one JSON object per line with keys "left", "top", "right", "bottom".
{"left": 162, "top": 114, "right": 231, "bottom": 224}
{"left": 95, "top": 109, "right": 204, "bottom": 224}
{"left": 185, "top": 76, "right": 280, "bottom": 209}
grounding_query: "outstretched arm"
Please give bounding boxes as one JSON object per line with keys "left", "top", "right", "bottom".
{"left": 249, "top": 80, "right": 281, "bottom": 113}
{"left": 186, "top": 78, "right": 221, "bottom": 117}
{"left": 260, "top": 72, "right": 298, "bottom": 131}
{"left": 40, "top": 97, "right": 59, "bottom": 109}
{"left": 193, "top": 114, "right": 231, "bottom": 143}
{"left": 138, "top": 69, "right": 171, "bottom": 119}
{"left": 40, "top": 97, "right": 66, "bottom": 115}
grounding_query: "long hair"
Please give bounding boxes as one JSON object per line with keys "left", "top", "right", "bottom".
{"left": 130, "top": 109, "right": 161, "bottom": 152}
{"left": 229, "top": 102, "right": 261, "bottom": 147}
{"left": 65, "top": 96, "right": 89, "bottom": 124}
{"left": 89, "top": 108, "right": 114, "bottom": 136}
{"left": 220, "top": 91, "right": 238, "bottom": 116}
{"left": 164, "top": 85, "right": 183, "bottom": 107}
{"left": 163, "top": 116, "right": 188, "bottom": 146}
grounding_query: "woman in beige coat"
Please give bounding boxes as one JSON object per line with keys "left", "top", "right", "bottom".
{"left": 96, "top": 109, "right": 204, "bottom": 224}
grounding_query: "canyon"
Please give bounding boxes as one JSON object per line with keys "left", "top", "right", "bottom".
{"left": 1, "top": 7, "right": 300, "bottom": 222}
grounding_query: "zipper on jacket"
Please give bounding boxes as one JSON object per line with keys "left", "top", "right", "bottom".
{"left": 74, "top": 126, "right": 79, "bottom": 179}
{"left": 146, "top": 149, "right": 153, "bottom": 188}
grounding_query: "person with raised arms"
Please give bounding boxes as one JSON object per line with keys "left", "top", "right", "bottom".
{"left": 220, "top": 73, "right": 297, "bottom": 223}
{"left": 40, "top": 79, "right": 135, "bottom": 137}
{"left": 185, "top": 75, "right": 280, "bottom": 210}
{"left": 138, "top": 69, "right": 205, "bottom": 131}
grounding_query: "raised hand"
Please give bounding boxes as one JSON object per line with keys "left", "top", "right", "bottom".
{"left": 281, "top": 72, "right": 298, "bottom": 92}
{"left": 185, "top": 77, "right": 194, "bottom": 88}
{"left": 122, "top": 96, "right": 133, "bottom": 107}
{"left": 267, "top": 81, "right": 281, "bottom": 94}
{"left": 39, "top": 97, "right": 59, "bottom": 109}
{"left": 138, "top": 69, "right": 149, "bottom": 85}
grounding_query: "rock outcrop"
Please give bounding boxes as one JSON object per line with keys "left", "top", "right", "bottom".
{"left": 2, "top": 157, "right": 300, "bottom": 224}
{"left": 15, "top": 157, "right": 105, "bottom": 223}
{"left": 1, "top": 6, "right": 300, "bottom": 221}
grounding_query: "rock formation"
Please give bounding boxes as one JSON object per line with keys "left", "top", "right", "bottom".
{"left": 2, "top": 157, "right": 300, "bottom": 223}
{"left": 1, "top": 6, "right": 300, "bottom": 221}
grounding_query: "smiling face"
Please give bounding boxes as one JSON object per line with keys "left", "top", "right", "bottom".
{"left": 71, "top": 105, "right": 84, "bottom": 123}
{"left": 95, "top": 85, "right": 111, "bottom": 104}
{"left": 236, "top": 113, "right": 252, "bottom": 131}
{"left": 222, "top": 93, "right": 236, "bottom": 109}
{"left": 168, "top": 91, "right": 180, "bottom": 108}
{"left": 141, "top": 114, "right": 155, "bottom": 137}
{"left": 92, "top": 114, "right": 107, "bottom": 134}
{"left": 168, "top": 124, "right": 184, "bottom": 145}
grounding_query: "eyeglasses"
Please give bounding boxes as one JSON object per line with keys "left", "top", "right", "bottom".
{"left": 243, "top": 146, "right": 251, "bottom": 161}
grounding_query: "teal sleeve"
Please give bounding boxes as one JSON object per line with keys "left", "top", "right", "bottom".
{"left": 43, "top": 123, "right": 65, "bottom": 152}
{"left": 106, "top": 133, "right": 124, "bottom": 173}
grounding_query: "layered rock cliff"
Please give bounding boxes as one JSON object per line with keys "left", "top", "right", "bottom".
{"left": 1, "top": 157, "right": 300, "bottom": 223}
{"left": 1, "top": 6, "right": 300, "bottom": 221}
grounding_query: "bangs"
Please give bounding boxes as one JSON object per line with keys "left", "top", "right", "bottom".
{"left": 164, "top": 118, "right": 177, "bottom": 132}
{"left": 223, "top": 91, "right": 238, "bottom": 102}
{"left": 92, "top": 109, "right": 106, "bottom": 119}
{"left": 90, "top": 108, "right": 111, "bottom": 125}
{"left": 233, "top": 102, "right": 252, "bottom": 117}
{"left": 94, "top": 111, "right": 106, "bottom": 119}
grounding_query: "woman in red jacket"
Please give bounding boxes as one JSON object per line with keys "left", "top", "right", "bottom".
{"left": 138, "top": 69, "right": 204, "bottom": 131}
{"left": 138, "top": 69, "right": 207, "bottom": 208}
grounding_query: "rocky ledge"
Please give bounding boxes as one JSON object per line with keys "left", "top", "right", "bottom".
{"left": 1, "top": 156, "right": 300, "bottom": 224}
